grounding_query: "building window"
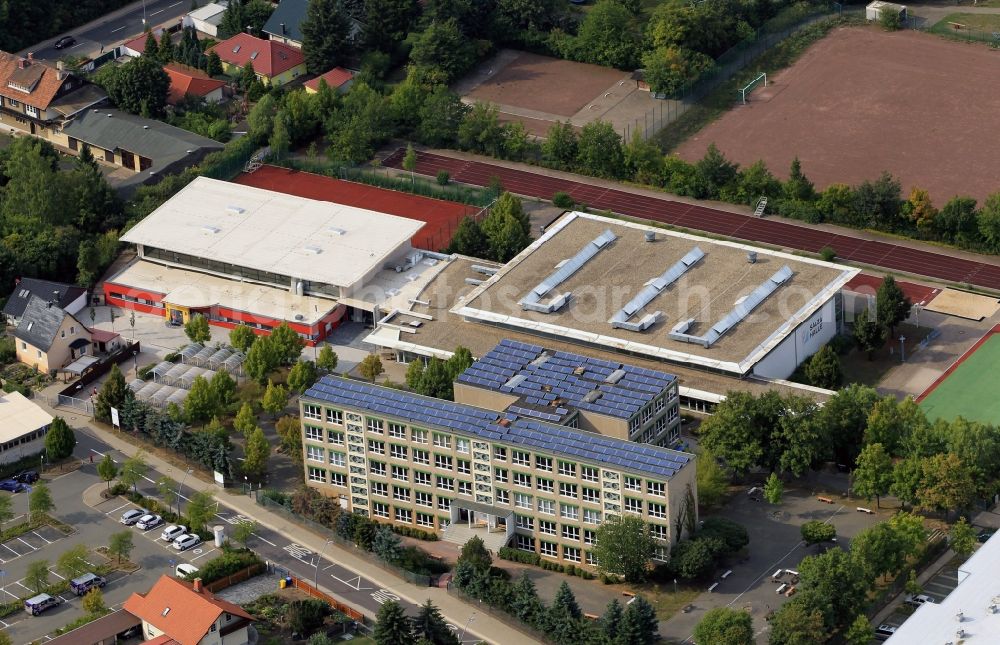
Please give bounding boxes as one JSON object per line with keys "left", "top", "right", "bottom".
{"left": 558, "top": 461, "right": 576, "bottom": 477}
{"left": 458, "top": 481, "right": 472, "bottom": 496}
{"left": 369, "top": 461, "right": 386, "bottom": 477}
{"left": 328, "top": 451, "right": 345, "bottom": 468}
{"left": 390, "top": 444, "right": 408, "bottom": 461}
{"left": 25, "top": 105, "right": 38, "bottom": 118}
{"left": 395, "top": 508, "right": 411, "bottom": 523}
{"left": 307, "top": 467, "right": 325, "bottom": 483}
{"left": 494, "top": 446, "right": 507, "bottom": 461}
{"left": 624, "top": 476, "right": 641, "bottom": 492}
{"left": 496, "top": 489, "right": 509, "bottom": 505}
{"left": 305, "top": 426, "right": 323, "bottom": 442}
{"left": 583, "top": 508, "right": 602, "bottom": 525}
{"left": 586, "top": 551, "right": 597, "bottom": 566}
{"left": 456, "top": 438, "right": 470, "bottom": 454}
{"left": 416, "top": 512, "right": 434, "bottom": 528}
{"left": 436, "top": 476, "right": 454, "bottom": 492}
{"left": 433, "top": 433, "right": 451, "bottom": 449}
{"left": 371, "top": 482, "right": 388, "bottom": 497}
{"left": 366, "top": 418, "right": 383, "bottom": 434}
{"left": 535, "top": 477, "right": 553, "bottom": 493}
{"left": 415, "top": 491, "right": 433, "bottom": 508}
{"left": 562, "top": 525, "right": 580, "bottom": 541}
{"left": 392, "top": 486, "right": 410, "bottom": 502}
{"left": 582, "top": 487, "right": 600, "bottom": 503}
{"left": 368, "top": 440, "right": 385, "bottom": 455}
{"left": 653, "top": 546, "right": 669, "bottom": 563}
{"left": 539, "top": 541, "right": 557, "bottom": 558}
{"left": 516, "top": 534, "right": 535, "bottom": 551}
{"left": 327, "top": 430, "right": 344, "bottom": 445}
{"left": 625, "top": 498, "right": 643, "bottom": 514}
{"left": 512, "top": 450, "right": 530, "bottom": 466}
{"left": 306, "top": 445, "right": 324, "bottom": 463}
{"left": 372, "top": 502, "right": 389, "bottom": 518}
{"left": 513, "top": 472, "right": 532, "bottom": 488}
{"left": 535, "top": 456, "right": 552, "bottom": 472}
{"left": 494, "top": 468, "right": 508, "bottom": 483}
{"left": 537, "top": 498, "right": 554, "bottom": 515}
{"left": 411, "top": 428, "right": 428, "bottom": 444}
{"left": 435, "top": 454, "right": 453, "bottom": 470}
{"left": 559, "top": 482, "right": 577, "bottom": 498}
{"left": 388, "top": 423, "right": 406, "bottom": 438}
{"left": 560, "top": 504, "right": 579, "bottom": 521}
{"left": 303, "top": 405, "right": 321, "bottom": 420}
{"left": 564, "top": 546, "right": 580, "bottom": 563}
{"left": 330, "top": 473, "right": 346, "bottom": 487}
{"left": 515, "top": 493, "right": 532, "bottom": 510}
{"left": 326, "top": 409, "right": 342, "bottom": 424}
{"left": 650, "top": 524, "right": 668, "bottom": 541}
{"left": 647, "top": 481, "right": 666, "bottom": 497}
{"left": 392, "top": 465, "right": 408, "bottom": 482}
{"left": 414, "top": 471, "right": 431, "bottom": 487}
{"left": 457, "top": 459, "right": 471, "bottom": 475}
{"left": 437, "top": 497, "right": 451, "bottom": 511}
{"left": 515, "top": 514, "right": 534, "bottom": 530}
{"left": 413, "top": 449, "right": 429, "bottom": 465}
{"left": 539, "top": 520, "right": 556, "bottom": 536}
{"left": 648, "top": 502, "right": 667, "bottom": 519}
{"left": 584, "top": 529, "right": 596, "bottom": 545}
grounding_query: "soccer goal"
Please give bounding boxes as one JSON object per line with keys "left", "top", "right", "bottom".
{"left": 739, "top": 72, "right": 767, "bottom": 104}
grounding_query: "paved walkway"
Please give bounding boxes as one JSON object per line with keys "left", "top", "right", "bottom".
{"left": 46, "top": 398, "right": 536, "bottom": 645}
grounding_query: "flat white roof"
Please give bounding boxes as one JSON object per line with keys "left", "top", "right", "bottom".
{"left": 109, "top": 260, "right": 339, "bottom": 325}
{"left": 0, "top": 391, "right": 52, "bottom": 443}
{"left": 188, "top": 3, "right": 226, "bottom": 20}
{"left": 120, "top": 176, "right": 424, "bottom": 290}
{"left": 888, "top": 534, "right": 1000, "bottom": 643}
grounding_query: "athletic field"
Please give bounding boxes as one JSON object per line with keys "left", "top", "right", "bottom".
{"left": 918, "top": 327, "right": 1000, "bottom": 425}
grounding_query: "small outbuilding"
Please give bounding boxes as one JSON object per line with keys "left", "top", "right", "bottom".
{"left": 866, "top": 1, "right": 907, "bottom": 22}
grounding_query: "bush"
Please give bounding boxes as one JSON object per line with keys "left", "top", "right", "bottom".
{"left": 163, "top": 351, "right": 181, "bottom": 363}
{"left": 391, "top": 525, "right": 439, "bottom": 541}
{"left": 879, "top": 8, "right": 901, "bottom": 30}
{"left": 196, "top": 547, "right": 263, "bottom": 584}
{"left": 552, "top": 191, "right": 575, "bottom": 209}
{"left": 436, "top": 170, "right": 450, "bottom": 185}
{"left": 136, "top": 364, "right": 155, "bottom": 380}
{"left": 820, "top": 246, "right": 837, "bottom": 262}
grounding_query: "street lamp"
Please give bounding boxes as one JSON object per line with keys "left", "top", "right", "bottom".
{"left": 313, "top": 539, "right": 334, "bottom": 589}
{"left": 132, "top": 349, "right": 138, "bottom": 378}
{"left": 460, "top": 612, "right": 477, "bottom": 641}
{"left": 899, "top": 335, "right": 906, "bottom": 362}
{"left": 178, "top": 468, "right": 193, "bottom": 511}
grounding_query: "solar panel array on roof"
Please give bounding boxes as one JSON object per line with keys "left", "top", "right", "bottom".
{"left": 519, "top": 230, "right": 617, "bottom": 314}
{"left": 669, "top": 265, "right": 793, "bottom": 348}
{"left": 610, "top": 247, "right": 704, "bottom": 332}
{"left": 304, "top": 376, "right": 690, "bottom": 480}
{"left": 456, "top": 339, "right": 676, "bottom": 420}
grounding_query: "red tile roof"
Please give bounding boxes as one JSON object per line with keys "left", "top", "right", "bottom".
{"left": 304, "top": 67, "right": 354, "bottom": 92}
{"left": 164, "top": 64, "right": 226, "bottom": 105}
{"left": 88, "top": 328, "right": 120, "bottom": 343}
{"left": 123, "top": 30, "right": 162, "bottom": 54}
{"left": 123, "top": 576, "right": 254, "bottom": 645}
{"left": 0, "top": 51, "right": 71, "bottom": 110}
{"left": 207, "top": 33, "right": 304, "bottom": 78}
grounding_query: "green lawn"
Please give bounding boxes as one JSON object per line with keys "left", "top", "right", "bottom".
{"left": 929, "top": 13, "right": 1000, "bottom": 43}
{"left": 919, "top": 333, "right": 1000, "bottom": 424}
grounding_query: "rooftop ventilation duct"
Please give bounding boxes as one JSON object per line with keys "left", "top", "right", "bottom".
{"left": 747, "top": 251, "right": 757, "bottom": 263}
{"left": 644, "top": 231, "right": 656, "bottom": 242}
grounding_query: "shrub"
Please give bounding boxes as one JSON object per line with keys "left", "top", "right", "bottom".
{"left": 137, "top": 364, "right": 155, "bottom": 380}
{"left": 436, "top": 170, "right": 450, "bottom": 185}
{"left": 879, "top": 7, "right": 901, "bottom": 30}
{"left": 552, "top": 191, "right": 575, "bottom": 209}
{"left": 163, "top": 351, "right": 181, "bottom": 363}
{"left": 196, "top": 547, "right": 263, "bottom": 584}
{"left": 820, "top": 246, "right": 837, "bottom": 262}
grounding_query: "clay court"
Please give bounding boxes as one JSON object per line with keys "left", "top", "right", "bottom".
{"left": 234, "top": 165, "right": 476, "bottom": 251}
{"left": 677, "top": 27, "right": 1000, "bottom": 203}
{"left": 456, "top": 50, "right": 652, "bottom": 137}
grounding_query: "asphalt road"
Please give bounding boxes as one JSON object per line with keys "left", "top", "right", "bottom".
{"left": 23, "top": 0, "right": 189, "bottom": 61}
{"left": 68, "top": 426, "right": 482, "bottom": 643}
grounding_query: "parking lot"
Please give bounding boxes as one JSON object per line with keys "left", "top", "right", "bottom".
{"left": 877, "top": 557, "right": 961, "bottom": 638}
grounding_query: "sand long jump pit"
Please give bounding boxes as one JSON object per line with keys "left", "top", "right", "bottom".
{"left": 456, "top": 49, "right": 654, "bottom": 137}
{"left": 676, "top": 27, "right": 1000, "bottom": 203}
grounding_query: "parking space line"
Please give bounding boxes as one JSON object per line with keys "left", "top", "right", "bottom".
{"left": 190, "top": 548, "right": 217, "bottom": 561}
{"left": 1, "top": 587, "right": 18, "bottom": 599}
{"left": 32, "top": 531, "right": 52, "bottom": 544}
{"left": 0, "top": 618, "right": 7, "bottom": 627}
{"left": 49, "top": 570, "right": 65, "bottom": 580}
{"left": 2, "top": 543, "right": 19, "bottom": 556}
{"left": 252, "top": 533, "right": 277, "bottom": 547}
{"left": 15, "top": 580, "right": 29, "bottom": 591}
{"left": 107, "top": 503, "right": 130, "bottom": 516}
{"left": 16, "top": 538, "right": 36, "bottom": 551}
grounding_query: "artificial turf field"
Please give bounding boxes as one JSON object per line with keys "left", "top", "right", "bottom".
{"left": 918, "top": 329, "right": 1000, "bottom": 424}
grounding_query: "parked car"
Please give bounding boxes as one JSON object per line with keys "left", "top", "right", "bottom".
{"left": 120, "top": 509, "right": 147, "bottom": 525}
{"left": 160, "top": 525, "right": 187, "bottom": 542}
{"left": 69, "top": 573, "right": 107, "bottom": 596}
{"left": 978, "top": 530, "right": 995, "bottom": 543}
{"left": 175, "top": 563, "right": 199, "bottom": 579}
{"left": 172, "top": 534, "right": 201, "bottom": 551}
{"left": 13, "top": 471, "right": 39, "bottom": 484}
{"left": 24, "top": 593, "right": 63, "bottom": 616}
{"left": 905, "top": 593, "right": 935, "bottom": 606}
{"left": 0, "top": 480, "right": 26, "bottom": 493}
{"left": 53, "top": 36, "right": 76, "bottom": 49}
{"left": 874, "top": 624, "right": 897, "bottom": 641}
{"left": 135, "top": 514, "right": 163, "bottom": 531}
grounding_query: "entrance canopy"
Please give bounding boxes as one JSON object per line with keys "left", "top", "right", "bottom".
{"left": 61, "top": 356, "right": 100, "bottom": 375}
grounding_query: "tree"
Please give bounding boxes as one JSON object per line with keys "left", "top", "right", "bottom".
{"left": 244, "top": 334, "right": 281, "bottom": 382}
{"left": 44, "top": 416, "right": 76, "bottom": 461}
{"left": 796, "top": 548, "right": 868, "bottom": 631}
{"left": 917, "top": 452, "right": 976, "bottom": 519}
{"left": 108, "top": 530, "right": 134, "bottom": 564}
{"left": 29, "top": 481, "right": 54, "bottom": 520}
{"left": 876, "top": 275, "right": 912, "bottom": 336}
{"left": 906, "top": 187, "right": 938, "bottom": 232}
{"left": 818, "top": 384, "right": 881, "bottom": 467}
{"left": 785, "top": 157, "right": 816, "bottom": 202}
{"left": 573, "top": 0, "right": 640, "bottom": 69}
{"left": 158, "top": 31, "right": 176, "bottom": 63}
{"left": 217, "top": 0, "right": 246, "bottom": 38}
{"left": 510, "top": 571, "right": 544, "bottom": 625}
{"left": 233, "top": 518, "right": 258, "bottom": 548}
{"left": 270, "top": 323, "right": 306, "bottom": 365}
{"left": 288, "top": 360, "right": 319, "bottom": 393}
{"left": 548, "top": 581, "right": 583, "bottom": 643}
{"left": 242, "top": 426, "right": 271, "bottom": 480}
{"left": 184, "top": 313, "right": 211, "bottom": 344}
{"left": 270, "top": 111, "right": 291, "bottom": 161}
{"left": 694, "top": 448, "right": 728, "bottom": 510}
{"left": 768, "top": 600, "right": 825, "bottom": 645}
{"left": 458, "top": 535, "right": 492, "bottom": 572}
{"left": 247, "top": 93, "right": 277, "bottom": 144}
{"left": 800, "top": 520, "right": 836, "bottom": 545}
{"left": 853, "top": 308, "right": 885, "bottom": 360}
{"left": 841, "top": 614, "right": 872, "bottom": 645}
{"left": 119, "top": 452, "right": 148, "bottom": 493}
{"left": 416, "top": 85, "right": 467, "bottom": 147}
{"left": 316, "top": 345, "right": 338, "bottom": 373}
{"left": 865, "top": 396, "right": 925, "bottom": 457}
{"left": 301, "top": 0, "right": 352, "bottom": 74}
{"left": 288, "top": 599, "right": 329, "bottom": 635}
{"left": 593, "top": 514, "right": 656, "bottom": 582}
{"left": 157, "top": 476, "right": 178, "bottom": 515}
{"left": 57, "top": 544, "right": 90, "bottom": 578}
{"left": 447, "top": 216, "right": 488, "bottom": 257}
{"left": 542, "top": 121, "right": 578, "bottom": 169}
{"left": 412, "top": 599, "right": 458, "bottom": 645}
{"left": 276, "top": 415, "right": 303, "bottom": 459}
{"left": 576, "top": 120, "right": 625, "bottom": 179}
{"left": 185, "top": 375, "right": 220, "bottom": 424}
{"left": 206, "top": 50, "right": 223, "bottom": 76}
{"left": 764, "top": 472, "right": 784, "bottom": 504}
{"left": 233, "top": 402, "right": 257, "bottom": 436}
{"left": 94, "top": 364, "right": 128, "bottom": 424}
{"left": 82, "top": 587, "right": 108, "bottom": 616}
{"left": 697, "top": 143, "right": 739, "bottom": 197}
{"left": 26, "top": 559, "right": 50, "bottom": 593}
{"left": 363, "top": 0, "right": 419, "bottom": 51}
{"left": 229, "top": 325, "right": 257, "bottom": 353}
{"left": 692, "top": 607, "right": 754, "bottom": 645}
{"left": 186, "top": 490, "right": 214, "bottom": 532}
{"left": 641, "top": 45, "right": 713, "bottom": 96}
{"left": 700, "top": 518, "right": 750, "bottom": 554}
{"left": 600, "top": 598, "right": 624, "bottom": 643}
{"left": 904, "top": 569, "right": 922, "bottom": 597}
{"left": 619, "top": 595, "right": 659, "bottom": 645}
{"left": 373, "top": 600, "right": 412, "bottom": 645}
{"left": 950, "top": 516, "right": 977, "bottom": 557}
{"left": 409, "top": 19, "right": 475, "bottom": 83}
{"left": 669, "top": 537, "right": 719, "bottom": 580}
{"left": 95, "top": 56, "right": 170, "bottom": 117}
{"left": 373, "top": 526, "right": 402, "bottom": 563}
{"left": 853, "top": 442, "right": 892, "bottom": 508}
{"left": 359, "top": 354, "right": 384, "bottom": 383}
{"left": 935, "top": 195, "right": 979, "bottom": 245}
{"left": 403, "top": 142, "right": 417, "bottom": 185}
{"left": 261, "top": 379, "right": 289, "bottom": 417}
{"left": 210, "top": 370, "right": 237, "bottom": 408}
{"left": 804, "top": 344, "right": 842, "bottom": 389}
{"left": 482, "top": 208, "right": 531, "bottom": 262}
{"left": 97, "top": 453, "right": 118, "bottom": 490}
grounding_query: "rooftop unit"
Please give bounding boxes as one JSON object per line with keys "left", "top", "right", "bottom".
{"left": 519, "top": 229, "right": 616, "bottom": 314}
{"left": 610, "top": 247, "right": 704, "bottom": 332}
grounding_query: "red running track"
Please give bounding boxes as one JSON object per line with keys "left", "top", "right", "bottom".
{"left": 384, "top": 150, "right": 1000, "bottom": 291}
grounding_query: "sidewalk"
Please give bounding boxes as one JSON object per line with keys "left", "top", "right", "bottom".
{"left": 47, "top": 399, "right": 536, "bottom": 645}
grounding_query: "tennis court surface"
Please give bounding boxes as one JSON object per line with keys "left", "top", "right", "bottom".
{"left": 918, "top": 326, "right": 1000, "bottom": 424}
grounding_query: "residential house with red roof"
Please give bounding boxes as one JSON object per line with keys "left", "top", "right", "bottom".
{"left": 304, "top": 67, "right": 354, "bottom": 94}
{"left": 165, "top": 64, "right": 227, "bottom": 106}
{"left": 0, "top": 51, "right": 106, "bottom": 140}
{"left": 207, "top": 33, "right": 305, "bottom": 86}
{"left": 123, "top": 575, "right": 256, "bottom": 645}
